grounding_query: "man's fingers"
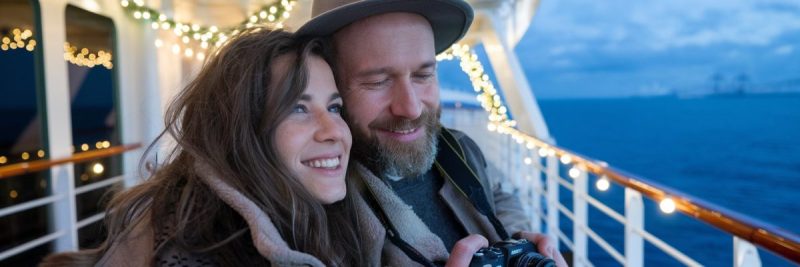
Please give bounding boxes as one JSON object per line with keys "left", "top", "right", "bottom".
{"left": 445, "top": 234, "right": 489, "bottom": 267}
{"left": 515, "top": 232, "right": 569, "bottom": 267}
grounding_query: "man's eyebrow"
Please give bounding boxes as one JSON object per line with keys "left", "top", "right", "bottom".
{"left": 419, "top": 61, "right": 436, "bottom": 70}
{"left": 354, "top": 67, "right": 389, "bottom": 78}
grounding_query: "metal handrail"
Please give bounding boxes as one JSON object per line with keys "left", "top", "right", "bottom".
{"left": 494, "top": 124, "right": 800, "bottom": 264}
{"left": 0, "top": 143, "right": 141, "bottom": 179}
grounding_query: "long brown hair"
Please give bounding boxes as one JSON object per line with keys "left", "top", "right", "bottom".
{"left": 41, "top": 28, "right": 365, "bottom": 266}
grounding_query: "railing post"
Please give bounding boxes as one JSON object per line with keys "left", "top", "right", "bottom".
{"left": 573, "top": 167, "right": 588, "bottom": 267}
{"left": 40, "top": 0, "right": 79, "bottom": 252}
{"left": 625, "top": 188, "right": 644, "bottom": 267}
{"left": 545, "top": 155, "right": 560, "bottom": 250}
{"left": 733, "top": 237, "right": 762, "bottom": 267}
{"left": 529, "top": 150, "right": 542, "bottom": 233}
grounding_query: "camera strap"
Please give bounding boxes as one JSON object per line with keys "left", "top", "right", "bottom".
{"left": 435, "top": 128, "right": 511, "bottom": 241}
{"left": 359, "top": 179, "right": 439, "bottom": 267}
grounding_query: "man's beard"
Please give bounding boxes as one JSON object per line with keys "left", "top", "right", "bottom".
{"left": 350, "top": 108, "right": 442, "bottom": 179}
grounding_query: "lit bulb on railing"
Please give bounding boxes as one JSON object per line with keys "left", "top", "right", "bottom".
{"left": 660, "top": 197, "right": 676, "bottom": 214}
{"left": 568, "top": 167, "right": 581, "bottom": 178}
{"left": 537, "top": 148, "right": 548, "bottom": 157}
{"left": 92, "top": 163, "right": 105, "bottom": 174}
{"left": 560, "top": 155, "right": 572, "bottom": 164}
{"left": 596, "top": 177, "right": 610, "bottom": 191}
{"left": 523, "top": 157, "right": 532, "bottom": 165}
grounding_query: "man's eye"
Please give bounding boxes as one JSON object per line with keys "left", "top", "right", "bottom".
{"left": 292, "top": 104, "right": 307, "bottom": 113}
{"left": 328, "top": 103, "right": 343, "bottom": 114}
{"left": 364, "top": 79, "right": 390, "bottom": 88}
{"left": 414, "top": 73, "right": 434, "bottom": 81}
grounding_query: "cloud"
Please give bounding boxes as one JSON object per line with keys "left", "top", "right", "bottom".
{"left": 526, "top": 0, "right": 800, "bottom": 51}
{"left": 774, "top": 44, "right": 794, "bottom": 55}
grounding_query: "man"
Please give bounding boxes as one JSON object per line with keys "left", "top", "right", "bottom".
{"left": 298, "top": 0, "right": 567, "bottom": 266}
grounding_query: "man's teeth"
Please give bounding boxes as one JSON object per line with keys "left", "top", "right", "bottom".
{"left": 391, "top": 128, "right": 416, "bottom": 134}
{"left": 303, "top": 157, "right": 340, "bottom": 168}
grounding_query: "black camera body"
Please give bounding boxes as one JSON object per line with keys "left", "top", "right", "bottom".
{"left": 469, "top": 239, "right": 555, "bottom": 267}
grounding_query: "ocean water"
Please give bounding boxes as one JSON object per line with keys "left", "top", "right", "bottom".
{"left": 538, "top": 95, "right": 800, "bottom": 266}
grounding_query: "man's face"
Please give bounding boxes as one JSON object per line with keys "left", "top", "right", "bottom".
{"left": 333, "top": 13, "right": 441, "bottom": 178}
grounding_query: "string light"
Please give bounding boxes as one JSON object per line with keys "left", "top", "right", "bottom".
{"left": 120, "top": 0, "right": 297, "bottom": 55}
{"left": 560, "top": 155, "right": 573, "bottom": 164}
{"left": 0, "top": 156, "right": 7, "bottom": 164}
{"left": 1, "top": 28, "right": 35, "bottom": 52}
{"left": 63, "top": 42, "right": 113, "bottom": 69}
{"left": 568, "top": 167, "right": 582, "bottom": 179}
{"left": 596, "top": 177, "right": 610, "bottom": 191}
{"left": 92, "top": 163, "right": 105, "bottom": 174}
{"left": 660, "top": 197, "right": 676, "bottom": 214}
{"left": 523, "top": 157, "right": 532, "bottom": 165}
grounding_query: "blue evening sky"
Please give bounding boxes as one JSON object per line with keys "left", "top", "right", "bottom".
{"left": 442, "top": 0, "right": 800, "bottom": 99}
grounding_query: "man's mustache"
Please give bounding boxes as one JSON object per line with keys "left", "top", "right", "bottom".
{"left": 368, "top": 110, "right": 437, "bottom": 131}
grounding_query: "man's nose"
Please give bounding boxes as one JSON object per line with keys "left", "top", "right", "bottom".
{"left": 389, "top": 79, "right": 423, "bottom": 119}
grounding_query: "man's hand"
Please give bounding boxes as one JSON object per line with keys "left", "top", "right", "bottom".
{"left": 515, "top": 231, "right": 568, "bottom": 267}
{"left": 445, "top": 234, "right": 488, "bottom": 267}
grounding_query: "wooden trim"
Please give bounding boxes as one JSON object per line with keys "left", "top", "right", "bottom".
{"left": 0, "top": 143, "right": 142, "bottom": 179}
{"left": 499, "top": 125, "right": 800, "bottom": 264}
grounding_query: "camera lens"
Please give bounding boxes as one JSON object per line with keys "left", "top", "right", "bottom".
{"left": 511, "top": 252, "right": 556, "bottom": 267}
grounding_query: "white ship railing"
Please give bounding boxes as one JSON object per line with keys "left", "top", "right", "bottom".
{"left": 0, "top": 144, "right": 141, "bottom": 262}
{"left": 442, "top": 107, "right": 800, "bottom": 266}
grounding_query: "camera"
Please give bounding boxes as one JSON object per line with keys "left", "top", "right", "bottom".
{"left": 469, "top": 239, "right": 555, "bottom": 267}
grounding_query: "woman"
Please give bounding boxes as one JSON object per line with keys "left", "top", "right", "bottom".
{"left": 41, "top": 28, "right": 373, "bottom": 266}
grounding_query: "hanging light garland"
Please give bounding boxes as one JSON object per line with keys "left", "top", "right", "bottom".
{"left": 63, "top": 42, "right": 113, "bottom": 69}
{"left": 120, "top": 0, "right": 296, "bottom": 61}
{"left": 1, "top": 28, "right": 36, "bottom": 52}
{"left": 0, "top": 140, "right": 113, "bottom": 166}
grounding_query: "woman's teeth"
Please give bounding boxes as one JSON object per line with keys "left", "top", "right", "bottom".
{"left": 303, "top": 157, "right": 340, "bottom": 168}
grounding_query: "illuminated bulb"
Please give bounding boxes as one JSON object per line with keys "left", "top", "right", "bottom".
{"left": 487, "top": 123, "right": 496, "bottom": 132}
{"left": 133, "top": 11, "right": 142, "bottom": 19}
{"left": 121, "top": 0, "right": 129, "bottom": 7}
{"left": 142, "top": 11, "right": 151, "bottom": 19}
{"left": 197, "top": 52, "right": 205, "bottom": 61}
{"left": 523, "top": 157, "right": 532, "bottom": 165}
{"left": 154, "top": 39, "right": 163, "bottom": 47}
{"left": 270, "top": 6, "right": 278, "bottom": 13}
{"left": 547, "top": 149, "right": 556, "bottom": 157}
{"left": 0, "top": 156, "right": 7, "bottom": 164}
{"left": 560, "top": 155, "right": 572, "bottom": 165}
{"left": 191, "top": 24, "right": 200, "bottom": 31}
{"left": 21, "top": 152, "right": 30, "bottom": 160}
{"left": 526, "top": 142, "right": 535, "bottom": 150}
{"left": 159, "top": 14, "right": 166, "bottom": 21}
{"left": 210, "top": 26, "right": 218, "bottom": 32}
{"left": 568, "top": 167, "right": 581, "bottom": 178}
{"left": 200, "top": 42, "right": 208, "bottom": 49}
{"left": 171, "top": 44, "right": 180, "bottom": 54}
{"left": 660, "top": 198, "right": 676, "bottom": 214}
{"left": 81, "top": 144, "right": 89, "bottom": 151}
{"left": 102, "top": 141, "right": 111, "bottom": 148}
{"left": 151, "top": 22, "right": 159, "bottom": 29}
{"left": 538, "top": 148, "right": 548, "bottom": 157}
{"left": 92, "top": 163, "right": 105, "bottom": 174}
{"left": 161, "top": 22, "right": 170, "bottom": 30}
{"left": 10, "top": 190, "right": 18, "bottom": 199}
{"left": 260, "top": 11, "right": 267, "bottom": 19}
{"left": 283, "top": 12, "right": 290, "bottom": 19}
{"left": 96, "top": 141, "right": 103, "bottom": 149}
{"left": 596, "top": 178, "right": 610, "bottom": 191}
{"left": 268, "top": 15, "right": 276, "bottom": 21}
{"left": 37, "top": 150, "right": 45, "bottom": 158}
{"left": 182, "top": 36, "right": 190, "bottom": 44}
{"left": 184, "top": 48, "right": 194, "bottom": 57}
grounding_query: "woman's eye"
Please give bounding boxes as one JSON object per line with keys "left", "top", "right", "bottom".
{"left": 292, "top": 104, "right": 307, "bottom": 113}
{"left": 328, "top": 104, "right": 343, "bottom": 114}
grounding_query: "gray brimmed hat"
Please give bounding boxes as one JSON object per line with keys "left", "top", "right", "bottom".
{"left": 296, "top": 0, "right": 474, "bottom": 53}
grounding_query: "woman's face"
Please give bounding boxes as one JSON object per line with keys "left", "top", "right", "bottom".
{"left": 274, "top": 55, "right": 352, "bottom": 204}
